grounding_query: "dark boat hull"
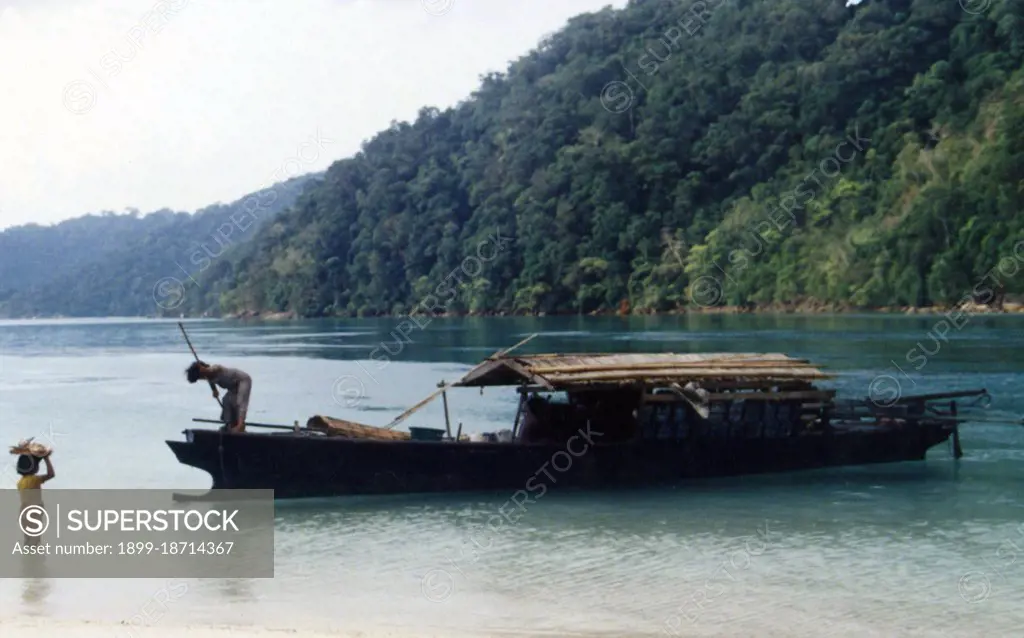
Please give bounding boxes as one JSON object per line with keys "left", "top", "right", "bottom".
{"left": 167, "top": 422, "right": 955, "bottom": 499}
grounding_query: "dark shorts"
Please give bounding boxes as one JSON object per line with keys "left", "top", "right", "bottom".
{"left": 220, "top": 392, "right": 240, "bottom": 425}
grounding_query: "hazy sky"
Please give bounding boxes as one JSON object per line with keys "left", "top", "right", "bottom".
{"left": 0, "top": 0, "right": 625, "bottom": 230}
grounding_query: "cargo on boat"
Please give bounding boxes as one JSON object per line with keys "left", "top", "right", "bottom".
{"left": 167, "top": 351, "right": 989, "bottom": 500}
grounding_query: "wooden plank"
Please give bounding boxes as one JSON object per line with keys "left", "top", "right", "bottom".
{"left": 528, "top": 352, "right": 798, "bottom": 364}
{"left": 519, "top": 352, "right": 785, "bottom": 361}
{"left": 519, "top": 352, "right": 796, "bottom": 366}
{"left": 528, "top": 359, "right": 814, "bottom": 375}
{"left": 700, "top": 380, "right": 817, "bottom": 390}
{"left": 503, "top": 358, "right": 556, "bottom": 390}
{"left": 545, "top": 368, "right": 832, "bottom": 382}
{"left": 516, "top": 379, "right": 824, "bottom": 393}
{"left": 545, "top": 372, "right": 832, "bottom": 383}
{"left": 644, "top": 394, "right": 697, "bottom": 402}
{"left": 707, "top": 390, "right": 836, "bottom": 402}
{"left": 643, "top": 390, "right": 835, "bottom": 403}
{"left": 887, "top": 389, "right": 988, "bottom": 403}
{"left": 516, "top": 384, "right": 563, "bottom": 394}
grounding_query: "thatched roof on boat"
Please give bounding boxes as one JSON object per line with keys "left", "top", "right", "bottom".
{"left": 453, "top": 352, "right": 833, "bottom": 390}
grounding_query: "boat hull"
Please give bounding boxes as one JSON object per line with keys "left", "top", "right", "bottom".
{"left": 167, "top": 422, "right": 955, "bottom": 499}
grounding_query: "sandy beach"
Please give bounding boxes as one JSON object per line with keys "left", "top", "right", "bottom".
{"left": 0, "top": 615, "right": 991, "bottom": 638}
{"left": 0, "top": 617, "right": 668, "bottom": 638}
{"left": 0, "top": 617, "right": 522, "bottom": 638}
{"left": 3, "top": 619, "right": 315, "bottom": 638}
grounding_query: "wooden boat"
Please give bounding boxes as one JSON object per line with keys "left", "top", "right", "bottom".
{"left": 167, "top": 351, "right": 990, "bottom": 500}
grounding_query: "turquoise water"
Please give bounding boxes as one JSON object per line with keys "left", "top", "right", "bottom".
{"left": 1, "top": 315, "right": 1023, "bottom": 636}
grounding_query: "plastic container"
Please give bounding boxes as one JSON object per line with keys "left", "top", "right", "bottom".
{"left": 408, "top": 427, "right": 446, "bottom": 441}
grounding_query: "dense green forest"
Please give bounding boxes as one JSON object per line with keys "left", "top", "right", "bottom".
{"left": 196, "top": 0, "right": 1024, "bottom": 318}
{"left": 0, "top": 175, "right": 318, "bottom": 317}
{"left": 4, "top": 0, "right": 1023, "bottom": 320}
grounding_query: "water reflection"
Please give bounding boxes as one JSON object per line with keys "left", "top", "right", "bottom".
{"left": 21, "top": 578, "right": 51, "bottom": 613}
{"left": 215, "top": 578, "right": 255, "bottom": 604}
{"left": 18, "top": 555, "right": 51, "bottom": 614}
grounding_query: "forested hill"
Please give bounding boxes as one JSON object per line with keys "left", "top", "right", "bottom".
{"left": 0, "top": 174, "right": 319, "bottom": 318}
{"left": 197, "top": 0, "right": 1024, "bottom": 319}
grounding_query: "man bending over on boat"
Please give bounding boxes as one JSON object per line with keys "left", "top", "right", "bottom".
{"left": 186, "top": 361, "right": 252, "bottom": 433}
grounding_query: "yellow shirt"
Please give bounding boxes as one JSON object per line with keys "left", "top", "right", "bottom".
{"left": 18, "top": 475, "right": 43, "bottom": 490}
{"left": 17, "top": 475, "right": 44, "bottom": 507}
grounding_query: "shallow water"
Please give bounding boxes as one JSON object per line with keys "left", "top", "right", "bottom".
{"left": 1, "top": 315, "right": 1023, "bottom": 636}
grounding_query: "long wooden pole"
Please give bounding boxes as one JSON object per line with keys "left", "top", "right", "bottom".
{"left": 178, "top": 322, "right": 223, "bottom": 408}
{"left": 385, "top": 385, "right": 451, "bottom": 429}
{"left": 440, "top": 381, "right": 452, "bottom": 439}
{"left": 876, "top": 389, "right": 989, "bottom": 404}
{"left": 510, "top": 393, "right": 525, "bottom": 440}
{"left": 192, "top": 418, "right": 294, "bottom": 431}
{"left": 892, "top": 415, "right": 1023, "bottom": 427}
{"left": 491, "top": 333, "right": 538, "bottom": 359}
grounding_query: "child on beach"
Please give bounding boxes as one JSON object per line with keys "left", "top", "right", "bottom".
{"left": 17, "top": 452, "right": 55, "bottom": 499}
{"left": 11, "top": 439, "right": 55, "bottom": 545}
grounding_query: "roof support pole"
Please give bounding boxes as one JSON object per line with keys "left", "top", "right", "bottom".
{"left": 511, "top": 391, "right": 526, "bottom": 440}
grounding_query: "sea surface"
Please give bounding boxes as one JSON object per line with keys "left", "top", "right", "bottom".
{"left": 1, "top": 315, "right": 1023, "bottom": 636}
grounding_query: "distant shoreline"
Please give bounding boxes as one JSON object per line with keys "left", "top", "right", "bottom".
{"left": 219, "top": 301, "right": 1024, "bottom": 321}
{"left": 4, "top": 302, "right": 1024, "bottom": 322}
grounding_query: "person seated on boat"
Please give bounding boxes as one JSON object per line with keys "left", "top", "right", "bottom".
{"left": 186, "top": 361, "right": 252, "bottom": 433}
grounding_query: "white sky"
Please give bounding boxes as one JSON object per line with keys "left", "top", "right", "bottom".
{"left": 0, "top": 0, "right": 625, "bottom": 229}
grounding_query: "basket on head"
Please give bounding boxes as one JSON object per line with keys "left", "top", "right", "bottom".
{"left": 9, "top": 438, "right": 52, "bottom": 458}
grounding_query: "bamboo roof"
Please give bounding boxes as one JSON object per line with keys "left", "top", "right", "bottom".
{"left": 453, "top": 352, "right": 833, "bottom": 390}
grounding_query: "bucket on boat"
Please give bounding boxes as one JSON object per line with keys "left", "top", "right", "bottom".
{"left": 408, "top": 426, "right": 446, "bottom": 441}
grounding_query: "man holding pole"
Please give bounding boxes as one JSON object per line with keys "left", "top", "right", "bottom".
{"left": 186, "top": 361, "right": 252, "bottom": 433}
{"left": 178, "top": 322, "right": 252, "bottom": 434}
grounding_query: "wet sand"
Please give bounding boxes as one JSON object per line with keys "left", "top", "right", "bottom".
{"left": 0, "top": 617, "right": 663, "bottom": 638}
{"left": 0, "top": 615, "right": 981, "bottom": 638}
{"left": 1, "top": 617, "right": 483, "bottom": 638}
